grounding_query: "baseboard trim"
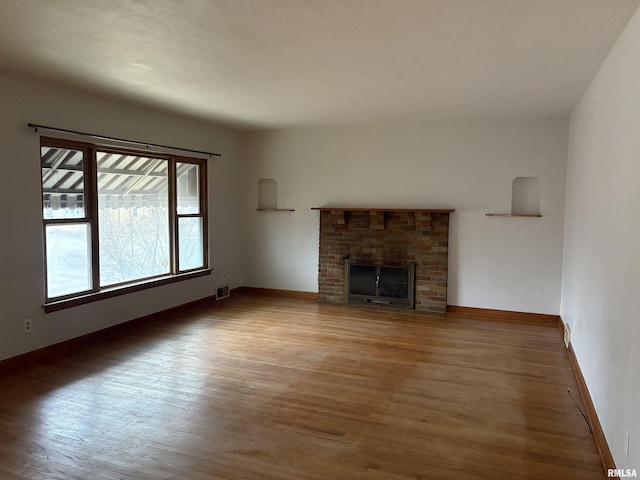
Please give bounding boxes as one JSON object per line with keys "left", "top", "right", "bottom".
{"left": 567, "top": 343, "right": 616, "bottom": 474}
{"left": 446, "top": 305, "right": 560, "bottom": 327}
{"left": 0, "top": 295, "right": 217, "bottom": 373}
{"left": 235, "top": 286, "right": 319, "bottom": 301}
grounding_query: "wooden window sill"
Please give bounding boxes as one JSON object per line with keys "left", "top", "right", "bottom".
{"left": 43, "top": 269, "right": 212, "bottom": 313}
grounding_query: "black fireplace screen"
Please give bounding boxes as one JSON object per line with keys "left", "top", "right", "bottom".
{"left": 347, "top": 263, "right": 414, "bottom": 307}
{"left": 379, "top": 267, "right": 409, "bottom": 299}
{"left": 349, "top": 265, "right": 377, "bottom": 296}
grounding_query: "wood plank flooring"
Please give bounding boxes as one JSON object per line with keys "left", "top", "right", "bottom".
{"left": 0, "top": 293, "right": 604, "bottom": 479}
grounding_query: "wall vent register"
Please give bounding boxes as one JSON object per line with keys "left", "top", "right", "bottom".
{"left": 216, "top": 284, "right": 230, "bottom": 300}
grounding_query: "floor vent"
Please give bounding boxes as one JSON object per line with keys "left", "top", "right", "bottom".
{"left": 216, "top": 284, "right": 230, "bottom": 300}
{"left": 564, "top": 323, "right": 571, "bottom": 348}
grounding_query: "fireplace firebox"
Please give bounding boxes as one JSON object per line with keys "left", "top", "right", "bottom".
{"left": 345, "top": 261, "right": 415, "bottom": 308}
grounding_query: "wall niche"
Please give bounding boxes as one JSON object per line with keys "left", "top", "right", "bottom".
{"left": 511, "top": 177, "right": 541, "bottom": 216}
{"left": 486, "top": 176, "right": 541, "bottom": 217}
{"left": 257, "top": 178, "right": 294, "bottom": 212}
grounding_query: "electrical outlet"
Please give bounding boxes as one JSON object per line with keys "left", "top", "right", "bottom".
{"left": 625, "top": 430, "right": 630, "bottom": 458}
{"left": 24, "top": 318, "right": 33, "bottom": 334}
{"left": 222, "top": 272, "right": 227, "bottom": 281}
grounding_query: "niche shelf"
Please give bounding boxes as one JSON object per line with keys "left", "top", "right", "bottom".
{"left": 256, "top": 178, "right": 294, "bottom": 212}
{"left": 256, "top": 208, "right": 295, "bottom": 212}
{"left": 486, "top": 213, "right": 541, "bottom": 217}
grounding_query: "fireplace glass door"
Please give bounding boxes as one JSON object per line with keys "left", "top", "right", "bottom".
{"left": 349, "top": 264, "right": 377, "bottom": 296}
{"left": 347, "top": 263, "right": 413, "bottom": 307}
{"left": 379, "top": 267, "right": 409, "bottom": 299}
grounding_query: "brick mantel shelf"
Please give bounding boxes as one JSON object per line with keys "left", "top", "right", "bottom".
{"left": 311, "top": 207, "right": 455, "bottom": 213}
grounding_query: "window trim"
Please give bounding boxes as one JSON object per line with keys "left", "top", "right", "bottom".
{"left": 40, "top": 137, "right": 209, "bottom": 310}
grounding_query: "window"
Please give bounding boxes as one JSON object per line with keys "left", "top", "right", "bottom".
{"left": 41, "top": 138, "right": 208, "bottom": 307}
{"left": 176, "top": 162, "right": 205, "bottom": 271}
{"left": 97, "top": 151, "right": 170, "bottom": 286}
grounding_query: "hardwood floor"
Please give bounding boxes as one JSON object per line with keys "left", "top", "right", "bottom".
{"left": 0, "top": 293, "right": 604, "bottom": 479}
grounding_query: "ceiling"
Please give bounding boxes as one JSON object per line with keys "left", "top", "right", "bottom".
{"left": 1, "top": 0, "right": 638, "bottom": 129}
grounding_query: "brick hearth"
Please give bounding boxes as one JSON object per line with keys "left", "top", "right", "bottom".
{"left": 315, "top": 209, "right": 452, "bottom": 315}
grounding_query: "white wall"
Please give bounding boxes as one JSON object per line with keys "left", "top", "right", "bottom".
{"left": 241, "top": 118, "right": 568, "bottom": 314}
{"left": 0, "top": 74, "right": 244, "bottom": 362}
{"left": 562, "top": 7, "right": 640, "bottom": 470}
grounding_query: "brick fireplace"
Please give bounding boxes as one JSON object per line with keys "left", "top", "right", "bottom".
{"left": 313, "top": 208, "right": 454, "bottom": 315}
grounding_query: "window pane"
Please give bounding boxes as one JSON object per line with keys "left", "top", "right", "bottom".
{"left": 177, "top": 162, "right": 200, "bottom": 214}
{"left": 97, "top": 152, "right": 170, "bottom": 285}
{"left": 178, "top": 217, "right": 204, "bottom": 271}
{"left": 41, "top": 146, "right": 85, "bottom": 219}
{"left": 45, "top": 223, "right": 92, "bottom": 298}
